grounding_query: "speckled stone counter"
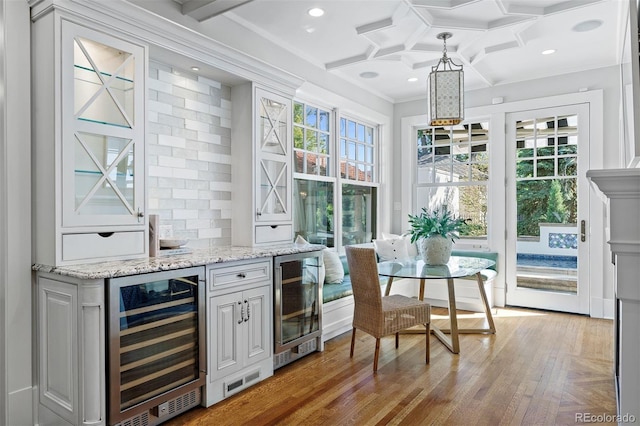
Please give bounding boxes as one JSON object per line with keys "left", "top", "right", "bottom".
{"left": 32, "top": 243, "right": 324, "bottom": 280}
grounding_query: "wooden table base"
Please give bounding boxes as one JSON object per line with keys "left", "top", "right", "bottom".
{"left": 386, "top": 273, "right": 496, "bottom": 354}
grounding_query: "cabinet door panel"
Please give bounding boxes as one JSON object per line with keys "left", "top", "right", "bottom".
{"left": 254, "top": 87, "right": 292, "bottom": 223}
{"left": 244, "top": 286, "right": 271, "bottom": 362}
{"left": 210, "top": 293, "right": 241, "bottom": 379}
{"left": 61, "top": 21, "right": 145, "bottom": 228}
{"left": 39, "top": 277, "right": 78, "bottom": 424}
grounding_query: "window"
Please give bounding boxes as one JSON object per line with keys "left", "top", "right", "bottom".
{"left": 339, "top": 117, "right": 375, "bottom": 182}
{"left": 293, "top": 102, "right": 331, "bottom": 176}
{"left": 415, "top": 121, "right": 489, "bottom": 239}
{"left": 293, "top": 102, "right": 378, "bottom": 249}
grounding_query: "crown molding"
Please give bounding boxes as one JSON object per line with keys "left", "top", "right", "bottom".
{"left": 30, "top": 0, "right": 303, "bottom": 96}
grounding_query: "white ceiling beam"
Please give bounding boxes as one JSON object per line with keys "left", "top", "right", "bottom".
{"left": 356, "top": 17, "right": 394, "bottom": 35}
{"left": 181, "top": 0, "right": 254, "bottom": 22}
{"left": 325, "top": 46, "right": 377, "bottom": 70}
{"left": 410, "top": 0, "right": 479, "bottom": 9}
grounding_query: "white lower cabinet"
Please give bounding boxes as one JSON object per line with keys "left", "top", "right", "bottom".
{"left": 36, "top": 273, "right": 106, "bottom": 426}
{"left": 206, "top": 259, "right": 273, "bottom": 406}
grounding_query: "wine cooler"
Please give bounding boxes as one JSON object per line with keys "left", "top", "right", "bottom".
{"left": 107, "top": 267, "right": 206, "bottom": 425}
{"left": 273, "top": 251, "right": 323, "bottom": 369}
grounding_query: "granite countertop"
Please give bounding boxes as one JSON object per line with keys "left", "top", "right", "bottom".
{"left": 32, "top": 243, "right": 325, "bottom": 280}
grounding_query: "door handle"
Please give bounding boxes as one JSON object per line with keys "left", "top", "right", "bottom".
{"left": 580, "top": 220, "right": 586, "bottom": 242}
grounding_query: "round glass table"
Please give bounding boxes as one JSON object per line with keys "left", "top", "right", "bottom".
{"left": 377, "top": 256, "right": 496, "bottom": 354}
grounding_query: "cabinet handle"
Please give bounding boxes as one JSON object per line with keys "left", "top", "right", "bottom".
{"left": 244, "top": 300, "right": 250, "bottom": 322}
{"left": 580, "top": 220, "right": 586, "bottom": 242}
{"left": 256, "top": 209, "right": 262, "bottom": 217}
{"left": 238, "top": 301, "right": 244, "bottom": 324}
{"left": 237, "top": 272, "right": 246, "bottom": 278}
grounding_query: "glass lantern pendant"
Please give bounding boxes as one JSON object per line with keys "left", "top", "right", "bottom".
{"left": 428, "top": 32, "right": 464, "bottom": 127}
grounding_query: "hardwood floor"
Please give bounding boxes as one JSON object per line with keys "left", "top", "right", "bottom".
{"left": 167, "top": 307, "right": 616, "bottom": 426}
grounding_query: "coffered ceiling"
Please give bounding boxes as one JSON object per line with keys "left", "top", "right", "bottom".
{"left": 151, "top": 0, "right": 628, "bottom": 102}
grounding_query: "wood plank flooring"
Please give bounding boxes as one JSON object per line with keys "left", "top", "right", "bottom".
{"left": 166, "top": 307, "right": 616, "bottom": 426}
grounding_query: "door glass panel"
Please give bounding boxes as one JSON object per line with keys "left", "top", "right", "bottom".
{"left": 74, "top": 37, "right": 135, "bottom": 128}
{"left": 258, "top": 97, "right": 287, "bottom": 155}
{"left": 278, "top": 257, "right": 320, "bottom": 345}
{"left": 259, "top": 159, "right": 287, "bottom": 215}
{"left": 75, "top": 132, "right": 134, "bottom": 215}
{"left": 515, "top": 116, "right": 578, "bottom": 294}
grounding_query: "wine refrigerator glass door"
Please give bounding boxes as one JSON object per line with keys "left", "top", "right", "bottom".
{"left": 107, "top": 267, "right": 205, "bottom": 423}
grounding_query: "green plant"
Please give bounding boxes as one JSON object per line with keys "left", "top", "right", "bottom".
{"left": 407, "top": 205, "right": 467, "bottom": 243}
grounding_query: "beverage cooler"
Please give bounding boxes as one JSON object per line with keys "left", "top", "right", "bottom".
{"left": 273, "top": 251, "right": 323, "bottom": 369}
{"left": 107, "top": 267, "right": 206, "bottom": 425}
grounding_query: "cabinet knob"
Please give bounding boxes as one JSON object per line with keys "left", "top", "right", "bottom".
{"left": 237, "top": 272, "right": 246, "bottom": 278}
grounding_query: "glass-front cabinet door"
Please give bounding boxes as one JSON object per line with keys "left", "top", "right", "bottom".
{"left": 255, "top": 88, "right": 292, "bottom": 222}
{"left": 61, "top": 22, "right": 145, "bottom": 228}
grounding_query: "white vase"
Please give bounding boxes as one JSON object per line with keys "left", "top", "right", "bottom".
{"left": 419, "top": 235, "right": 453, "bottom": 265}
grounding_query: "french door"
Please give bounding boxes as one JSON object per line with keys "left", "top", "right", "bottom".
{"left": 505, "top": 104, "right": 590, "bottom": 314}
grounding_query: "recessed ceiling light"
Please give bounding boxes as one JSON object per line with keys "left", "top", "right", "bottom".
{"left": 407, "top": 77, "right": 419, "bottom": 82}
{"left": 359, "top": 72, "right": 379, "bottom": 79}
{"left": 572, "top": 19, "right": 603, "bottom": 32}
{"left": 308, "top": 8, "right": 324, "bottom": 17}
{"left": 304, "top": 27, "right": 316, "bottom": 34}
{"left": 542, "top": 49, "right": 556, "bottom": 55}
{"left": 191, "top": 66, "right": 200, "bottom": 71}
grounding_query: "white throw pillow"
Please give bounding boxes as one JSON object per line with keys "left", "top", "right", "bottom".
{"left": 374, "top": 238, "right": 410, "bottom": 261}
{"left": 323, "top": 249, "right": 344, "bottom": 284}
{"left": 381, "top": 232, "right": 417, "bottom": 257}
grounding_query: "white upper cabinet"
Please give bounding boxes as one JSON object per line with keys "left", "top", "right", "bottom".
{"left": 32, "top": 12, "right": 148, "bottom": 266}
{"left": 232, "top": 84, "right": 293, "bottom": 246}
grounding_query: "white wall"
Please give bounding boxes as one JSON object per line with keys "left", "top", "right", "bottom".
{"left": 3, "top": 0, "right": 32, "bottom": 424}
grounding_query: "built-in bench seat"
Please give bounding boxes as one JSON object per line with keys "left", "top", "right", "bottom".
{"left": 321, "top": 248, "right": 498, "bottom": 342}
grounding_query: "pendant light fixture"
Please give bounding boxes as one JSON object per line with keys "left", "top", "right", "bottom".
{"left": 428, "top": 32, "right": 464, "bottom": 127}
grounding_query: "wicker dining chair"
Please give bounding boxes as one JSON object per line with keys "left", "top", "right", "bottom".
{"left": 345, "top": 246, "right": 431, "bottom": 372}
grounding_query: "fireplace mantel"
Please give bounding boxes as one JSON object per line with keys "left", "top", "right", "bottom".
{"left": 587, "top": 167, "right": 640, "bottom": 420}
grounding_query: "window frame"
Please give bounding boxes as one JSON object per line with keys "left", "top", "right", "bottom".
{"left": 293, "top": 101, "right": 380, "bottom": 252}
{"left": 414, "top": 118, "right": 491, "bottom": 248}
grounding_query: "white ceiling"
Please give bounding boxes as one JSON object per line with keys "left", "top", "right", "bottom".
{"left": 158, "top": 0, "right": 627, "bottom": 103}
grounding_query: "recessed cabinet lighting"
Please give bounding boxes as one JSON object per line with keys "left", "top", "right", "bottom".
{"left": 542, "top": 49, "right": 556, "bottom": 55}
{"left": 308, "top": 8, "right": 324, "bottom": 17}
{"left": 191, "top": 66, "right": 200, "bottom": 71}
{"left": 407, "top": 77, "right": 418, "bottom": 82}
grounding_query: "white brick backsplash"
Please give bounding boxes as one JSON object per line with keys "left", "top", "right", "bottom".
{"left": 158, "top": 134, "right": 186, "bottom": 148}
{"left": 210, "top": 182, "right": 234, "bottom": 192}
{"left": 198, "top": 151, "right": 231, "bottom": 164}
{"left": 149, "top": 62, "right": 233, "bottom": 245}
{"left": 158, "top": 155, "right": 186, "bottom": 169}
{"left": 185, "top": 98, "right": 210, "bottom": 114}
{"left": 210, "top": 200, "right": 233, "bottom": 210}
{"left": 148, "top": 78, "right": 173, "bottom": 95}
{"left": 173, "top": 168, "right": 199, "bottom": 180}
{"left": 186, "top": 219, "right": 210, "bottom": 229}
{"left": 158, "top": 69, "right": 186, "bottom": 87}
{"left": 149, "top": 165, "right": 174, "bottom": 178}
{"left": 173, "top": 189, "right": 199, "bottom": 199}
{"left": 185, "top": 119, "right": 210, "bottom": 132}
{"left": 198, "top": 75, "right": 221, "bottom": 89}
{"left": 198, "top": 228, "right": 222, "bottom": 239}
{"left": 148, "top": 100, "right": 172, "bottom": 115}
{"left": 172, "top": 209, "right": 199, "bottom": 220}
{"left": 197, "top": 132, "right": 221, "bottom": 144}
